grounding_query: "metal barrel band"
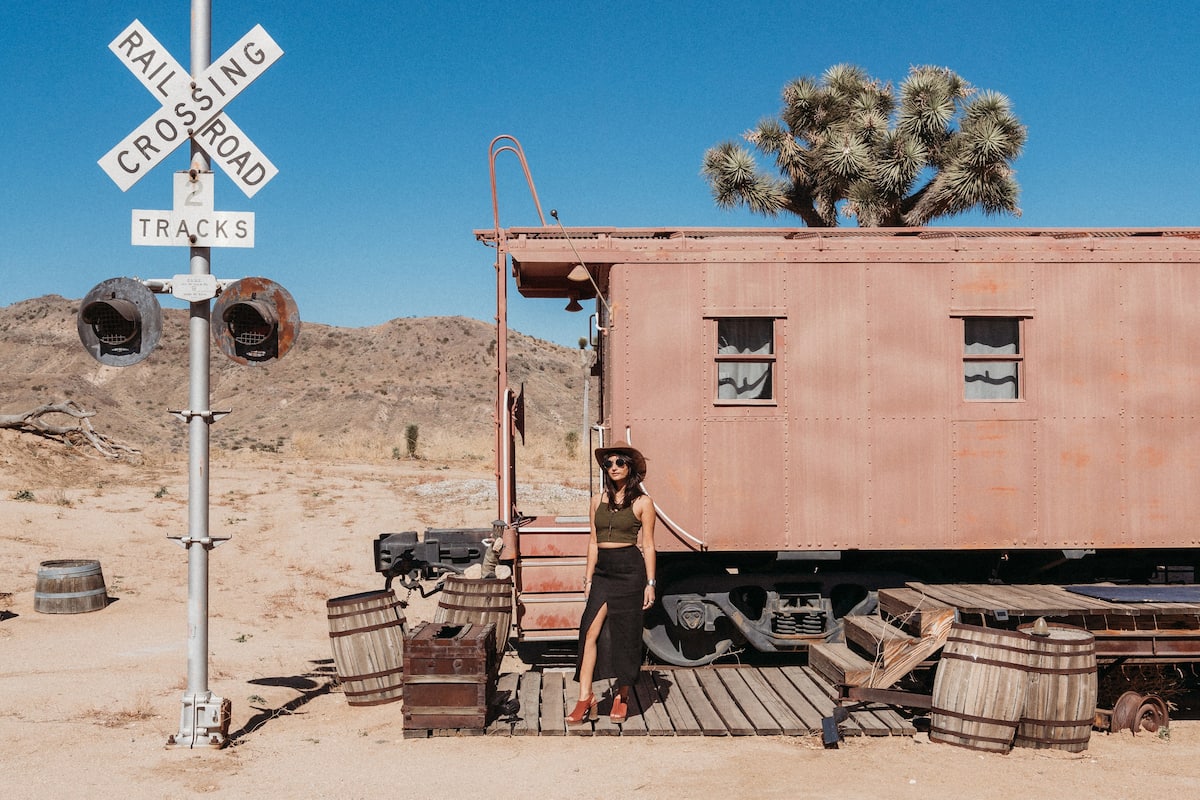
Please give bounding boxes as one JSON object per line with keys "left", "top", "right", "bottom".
{"left": 436, "top": 600, "right": 507, "bottom": 613}
{"left": 929, "top": 725, "right": 1018, "bottom": 747}
{"left": 944, "top": 635, "right": 1035, "bottom": 657}
{"left": 931, "top": 706, "right": 1023, "bottom": 728}
{"left": 1014, "top": 733, "right": 1092, "bottom": 746}
{"left": 326, "top": 599, "right": 404, "bottom": 618}
{"left": 1023, "top": 663, "right": 1096, "bottom": 676}
{"left": 1018, "top": 715, "right": 1096, "bottom": 727}
{"left": 34, "top": 588, "right": 107, "bottom": 600}
{"left": 940, "top": 651, "right": 1031, "bottom": 671}
{"left": 328, "top": 619, "right": 405, "bottom": 638}
{"left": 342, "top": 684, "right": 405, "bottom": 704}
{"left": 339, "top": 665, "right": 405, "bottom": 683}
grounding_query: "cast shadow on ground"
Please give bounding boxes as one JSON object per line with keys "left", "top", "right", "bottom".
{"left": 227, "top": 658, "right": 338, "bottom": 744}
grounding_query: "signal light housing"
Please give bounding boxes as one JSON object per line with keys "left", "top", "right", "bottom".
{"left": 212, "top": 277, "right": 300, "bottom": 365}
{"left": 77, "top": 277, "right": 163, "bottom": 366}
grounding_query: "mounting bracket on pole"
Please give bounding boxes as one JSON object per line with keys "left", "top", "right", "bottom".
{"left": 169, "top": 409, "right": 232, "bottom": 424}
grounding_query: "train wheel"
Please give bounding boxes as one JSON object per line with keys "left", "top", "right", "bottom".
{"left": 643, "top": 592, "right": 740, "bottom": 666}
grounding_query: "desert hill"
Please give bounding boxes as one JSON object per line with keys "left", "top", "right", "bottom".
{"left": 0, "top": 295, "right": 592, "bottom": 468}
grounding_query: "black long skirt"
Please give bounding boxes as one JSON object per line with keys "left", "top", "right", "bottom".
{"left": 574, "top": 545, "right": 646, "bottom": 687}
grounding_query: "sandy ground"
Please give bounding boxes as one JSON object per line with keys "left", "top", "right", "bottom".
{"left": 2, "top": 443, "right": 1197, "bottom": 799}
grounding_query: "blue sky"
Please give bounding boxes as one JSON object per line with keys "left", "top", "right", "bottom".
{"left": 2, "top": 1, "right": 1199, "bottom": 347}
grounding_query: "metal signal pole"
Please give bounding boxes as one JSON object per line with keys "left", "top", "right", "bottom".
{"left": 169, "top": 0, "right": 229, "bottom": 749}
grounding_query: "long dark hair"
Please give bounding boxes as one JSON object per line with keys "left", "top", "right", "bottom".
{"left": 603, "top": 468, "right": 646, "bottom": 510}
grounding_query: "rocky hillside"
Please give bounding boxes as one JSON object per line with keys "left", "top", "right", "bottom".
{"left": 0, "top": 296, "right": 592, "bottom": 465}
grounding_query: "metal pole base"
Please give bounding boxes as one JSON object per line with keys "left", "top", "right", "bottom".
{"left": 167, "top": 693, "right": 231, "bottom": 749}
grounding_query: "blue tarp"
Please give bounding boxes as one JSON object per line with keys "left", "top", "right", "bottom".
{"left": 1066, "top": 585, "right": 1200, "bottom": 603}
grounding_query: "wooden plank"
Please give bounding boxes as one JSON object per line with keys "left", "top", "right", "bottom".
{"left": 672, "top": 668, "right": 729, "bottom": 736}
{"left": 592, "top": 680, "right": 621, "bottom": 736}
{"left": 651, "top": 670, "right": 701, "bottom": 735}
{"left": 618, "top": 680, "right": 650, "bottom": 736}
{"left": 859, "top": 702, "right": 918, "bottom": 735}
{"left": 512, "top": 671, "right": 542, "bottom": 736}
{"left": 540, "top": 670, "right": 566, "bottom": 736}
{"left": 759, "top": 667, "right": 824, "bottom": 734}
{"left": 878, "top": 587, "right": 954, "bottom": 637}
{"left": 836, "top": 699, "right": 899, "bottom": 736}
{"left": 783, "top": 666, "right": 865, "bottom": 736}
{"left": 844, "top": 613, "right": 916, "bottom": 663}
{"left": 696, "top": 669, "right": 752, "bottom": 735}
{"left": 865, "top": 609, "right": 953, "bottom": 689}
{"left": 808, "top": 642, "right": 876, "bottom": 686}
{"left": 739, "top": 668, "right": 806, "bottom": 735}
{"left": 486, "top": 672, "right": 520, "bottom": 735}
{"left": 908, "top": 582, "right": 998, "bottom": 614}
{"left": 633, "top": 671, "right": 675, "bottom": 736}
{"left": 978, "top": 583, "right": 1085, "bottom": 618}
{"left": 715, "top": 668, "right": 781, "bottom": 735}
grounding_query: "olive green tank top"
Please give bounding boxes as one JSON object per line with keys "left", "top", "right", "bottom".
{"left": 595, "top": 501, "right": 641, "bottom": 545}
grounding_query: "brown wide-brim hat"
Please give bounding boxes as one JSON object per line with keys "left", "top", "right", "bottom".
{"left": 595, "top": 446, "right": 647, "bottom": 478}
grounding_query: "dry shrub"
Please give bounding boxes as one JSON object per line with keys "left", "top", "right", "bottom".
{"left": 83, "top": 691, "right": 158, "bottom": 727}
{"left": 1098, "top": 663, "right": 1200, "bottom": 711}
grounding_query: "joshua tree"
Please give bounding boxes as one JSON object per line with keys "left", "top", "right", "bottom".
{"left": 702, "top": 64, "right": 1026, "bottom": 227}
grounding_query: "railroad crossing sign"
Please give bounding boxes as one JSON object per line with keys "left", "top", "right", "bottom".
{"left": 98, "top": 20, "right": 282, "bottom": 198}
{"left": 132, "top": 171, "right": 254, "bottom": 248}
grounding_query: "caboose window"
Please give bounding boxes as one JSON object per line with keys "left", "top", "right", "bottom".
{"left": 716, "top": 318, "right": 774, "bottom": 401}
{"left": 963, "top": 317, "right": 1021, "bottom": 400}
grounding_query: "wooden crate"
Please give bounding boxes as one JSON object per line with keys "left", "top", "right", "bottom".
{"left": 403, "top": 622, "right": 497, "bottom": 732}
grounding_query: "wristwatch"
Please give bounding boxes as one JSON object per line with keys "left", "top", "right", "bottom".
{"left": 647, "top": 579, "right": 657, "bottom": 587}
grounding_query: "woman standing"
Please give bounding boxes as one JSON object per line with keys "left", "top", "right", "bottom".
{"left": 567, "top": 445, "right": 656, "bottom": 724}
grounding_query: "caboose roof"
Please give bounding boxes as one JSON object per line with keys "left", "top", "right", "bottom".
{"left": 474, "top": 226, "right": 1200, "bottom": 300}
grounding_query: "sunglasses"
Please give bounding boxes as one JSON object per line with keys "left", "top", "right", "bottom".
{"left": 603, "top": 456, "right": 632, "bottom": 469}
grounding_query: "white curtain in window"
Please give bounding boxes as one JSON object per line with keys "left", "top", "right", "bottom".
{"left": 964, "top": 318, "right": 1019, "bottom": 400}
{"left": 717, "top": 319, "right": 772, "bottom": 400}
{"left": 964, "top": 361, "right": 1018, "bottom": 399}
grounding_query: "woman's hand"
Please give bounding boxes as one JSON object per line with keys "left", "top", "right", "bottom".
{"left": 643, "top": 584, "right": 655, "bottom": 610}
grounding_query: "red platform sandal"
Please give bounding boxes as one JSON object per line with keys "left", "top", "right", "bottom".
{"left": 565, "top": 694, "right": 598, "bottom": 725}
{"left": 609, "top": 691, "right": 629, "bottom": 723}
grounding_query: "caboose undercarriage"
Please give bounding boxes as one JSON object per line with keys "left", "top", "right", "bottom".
{"left": 641, "top": 548, "right": 1199, "bottom": 665}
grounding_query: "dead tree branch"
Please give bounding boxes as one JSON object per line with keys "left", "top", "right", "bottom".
{"left": 0, "top": 401, "right": 140, "bottom": 458}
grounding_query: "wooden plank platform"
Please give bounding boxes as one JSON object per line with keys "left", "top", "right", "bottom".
{"left": 463, "top": 665, "right": 916, "bottom": 738}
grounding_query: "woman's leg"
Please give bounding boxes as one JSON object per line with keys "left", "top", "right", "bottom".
{"left": 576, "top": 603, "right": 607, "bottom": 701}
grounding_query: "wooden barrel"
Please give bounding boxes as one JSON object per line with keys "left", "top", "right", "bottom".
{"left": 1015, "top": 622, "right": 1097, "bottom": 752}
{"left": 34, "top": 559, "right": 108, "bottom": 614}
{"left": 433, "top": 576, "right": 512, "bottom": 656}
{"left": 930, "top": 623, "right": 1035, "bottom": 752}
{"left": 327, "top": 590, "right": 407, "bottom": 707}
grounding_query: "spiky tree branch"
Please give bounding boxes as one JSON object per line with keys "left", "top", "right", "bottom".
{"left": 702, "top": 64, "right": 1026, "bottom": 227}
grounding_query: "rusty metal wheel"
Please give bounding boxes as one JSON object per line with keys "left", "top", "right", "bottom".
{"left": 1111, "top": 690, "right": 1170, "bottom": 734}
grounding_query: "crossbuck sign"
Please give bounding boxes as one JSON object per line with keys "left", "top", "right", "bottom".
{"left": 98, "top": 20, "right": 282, "bottom": 198}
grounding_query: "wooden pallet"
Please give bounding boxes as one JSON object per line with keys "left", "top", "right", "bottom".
{"left": 474, "top": 665, "right": 915, "bottom": 738}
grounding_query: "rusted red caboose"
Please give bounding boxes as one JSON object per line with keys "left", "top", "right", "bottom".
{"left": 478, "top": 216, "right": 1200, "bottom": 665}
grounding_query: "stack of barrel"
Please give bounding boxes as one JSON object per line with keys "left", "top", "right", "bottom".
{"left": 930, "top": 620, "right": 1097, "bottom": 753}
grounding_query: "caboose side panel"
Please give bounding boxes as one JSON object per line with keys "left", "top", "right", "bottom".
{"left": 595, "top": 237, "right": 1200, "bottom": 555}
